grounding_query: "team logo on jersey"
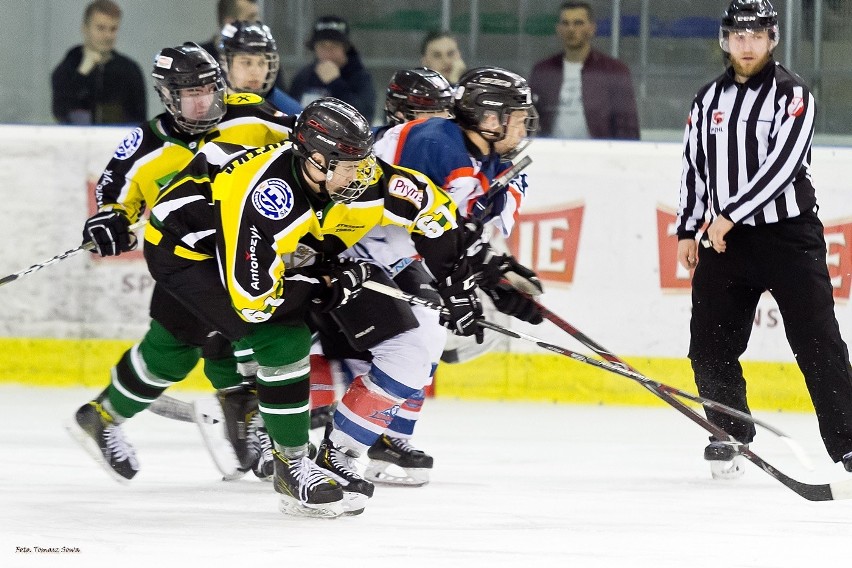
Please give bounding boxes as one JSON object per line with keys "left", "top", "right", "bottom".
{"left": 113, "top": 127, "right": 144, "bottom": 160}
{"left": 787, "top": 97, "right": 805, "bottom": 117}
{"left": 251, "top": 178, "right": 294, "bottom": 220}
{"left": 388, "top": 175, "right": 423, "bottom": 207}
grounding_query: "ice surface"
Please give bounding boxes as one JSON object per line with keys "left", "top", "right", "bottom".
{"left": 1, "top": 386, "right": 850, "bottom": 567}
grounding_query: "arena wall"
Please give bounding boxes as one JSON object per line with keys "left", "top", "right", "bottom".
{"left": 1, "top": 125, "right": 850, "bottom": 411}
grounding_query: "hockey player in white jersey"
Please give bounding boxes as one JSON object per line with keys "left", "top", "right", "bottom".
{"left": 310, "top": 67, "right": 544, "bottom": 494}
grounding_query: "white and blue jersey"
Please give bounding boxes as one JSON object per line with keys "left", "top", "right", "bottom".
{"left": 374, "top": 116, "right": 525, "bottom": 237}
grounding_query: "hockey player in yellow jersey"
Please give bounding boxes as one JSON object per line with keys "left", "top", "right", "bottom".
{"left": 68, "top": 43, "right": 295, "bottom": 484}
{"left": 143, "top": 97, "right": 483, "bottom": 517}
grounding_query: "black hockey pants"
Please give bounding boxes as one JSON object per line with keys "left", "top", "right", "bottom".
{"left": 689, "top": 211, "right": 852, "bottom": 462}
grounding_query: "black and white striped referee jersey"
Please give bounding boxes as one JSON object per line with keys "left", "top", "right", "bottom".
{"left": 675, "top": 61, "right": 817, "bottom": 239}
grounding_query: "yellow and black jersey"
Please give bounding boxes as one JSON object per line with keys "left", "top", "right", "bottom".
{"left": 93, "top": 93, "right": 295, "bottom": 222}
{"left": 145, "top": 142, "right": 463, "bottom": 323}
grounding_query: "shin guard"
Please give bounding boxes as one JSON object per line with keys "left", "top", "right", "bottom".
{"left": 332, "top": 373, "right": 411, "bottom": 454}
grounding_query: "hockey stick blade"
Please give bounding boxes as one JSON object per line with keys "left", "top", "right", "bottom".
{"left": 0, "top": 220, "right": 147, "bottom": 288}
{"left": 147, "top": 393, "right": 219, "bottom": 425}
{"left": 362, "top": 280, "right": 852, "bottom": 501}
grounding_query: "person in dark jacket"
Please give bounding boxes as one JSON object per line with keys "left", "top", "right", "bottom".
{"left": 51, "top": 0, "right": 146, "bottom": 125}
{"left": 528, "top": 1, "right": 639, "bottom": 139}
{"left": 289, "top": 15, "right": 376, "bottom": 123}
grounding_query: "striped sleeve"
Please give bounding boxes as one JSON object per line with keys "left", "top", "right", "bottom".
{"left": 675, "top": 94, "right": 710, "bottom": 239}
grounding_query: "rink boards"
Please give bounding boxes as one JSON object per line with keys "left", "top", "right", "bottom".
{"left": 1, "top": 125, "right": 850, "bottom": 411}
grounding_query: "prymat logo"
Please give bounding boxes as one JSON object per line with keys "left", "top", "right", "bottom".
{"left": 656, "top": 206, "right": 852, "bottom": 300}
{"left": 506, "top": 203, "right": 584, "bottom": 285}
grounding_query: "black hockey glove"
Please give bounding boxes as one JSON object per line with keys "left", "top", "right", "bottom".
{"left": 461, "top": 219, "right": 487, "bottom": 263}
{"left": 475, "top": 249, "right": 543, "bottom": 296}
{"left": 311, "top": 260, "right": 372, "bottom": 312}
{"left": 436, "top": 265, "right": 484, "bottom": 343}
{"left": 83, "top": 209, "right": 137, "bottom": 257}
{"left": 486, "top": 282, "right": 543, "bottom": 324}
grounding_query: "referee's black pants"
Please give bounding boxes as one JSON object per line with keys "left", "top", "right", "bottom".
{"left": 689, "top": 211, "right": 852, "bottom": 462}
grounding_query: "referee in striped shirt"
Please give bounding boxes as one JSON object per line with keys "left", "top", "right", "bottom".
{"left": 675, "top": 0, "right": 852, "bottom": 478}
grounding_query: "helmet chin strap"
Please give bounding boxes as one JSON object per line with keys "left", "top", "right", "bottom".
{"left": 302, "top": 157, "right": 331, "bottom": 195}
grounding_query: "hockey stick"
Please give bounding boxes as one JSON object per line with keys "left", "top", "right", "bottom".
{"left": 0, "top": 220, "right": 148, "bottom": 287}
{"left": 362, "top": 280, "right": 852, "bottom": 501}
{"left": 522, "top": 299, "right": 852, "bottom": 501}
{"left": 471, "top": 155, "right": 532, "bottom": 221}
{"left": 363, "top": 280, "right": 790, "bottom": 438}
{"left": 147, "top": 393, "right": 219, "bottom": 424}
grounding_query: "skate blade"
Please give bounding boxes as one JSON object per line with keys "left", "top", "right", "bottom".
{"left": 365, "top": 462, "right": 430, "bottom": 487}
{"left": 278, "top": 495, "right": 343, "bottom": 519}
{"left": 341, "top": 491, "right": 369, "bottom": 515}
{"left": 65, "top": 420, "right": 133, "bottom": 485}
{"left": 709, "top": 456, "right": 746, "bottom": 480}
{"left": 192, "top": 397, "right": 247, "bottom": 481}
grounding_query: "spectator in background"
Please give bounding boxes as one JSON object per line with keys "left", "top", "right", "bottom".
{"left": 51, "top": 0, "right": 146, "bottom": 125}
{"left": 528, "top": 1, "right": 639, "bottom": 139}
{"left": 199, "top": 0, "right": 260, "bottom": 60}
{"left": 289, "top": 15, "right": 376, "bottom": 123}
{"left": 420, "top": 31, "right": 467, "bottom": 84}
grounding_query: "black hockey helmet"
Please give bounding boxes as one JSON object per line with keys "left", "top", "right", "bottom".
{"left": 152, "top": 42, "right": 227, "bottom": 135}
{"left": 385, "top": 67, "right": 454, "bottom": 126}
{"left": 217, "top": 20, "right": 280, "bottom": 96}
{"left": 292, "top": 97, "right": 376, "bottom": 203}
{"left": 720, "top": 0, "right": 779, "bottom": 52}
{"left": 453, "top": 66, "right": 538, "bottom": 142}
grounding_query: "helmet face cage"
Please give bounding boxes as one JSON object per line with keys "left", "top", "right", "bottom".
{"left": 218, "top": 21, "right": 280, "bottom": 95}
{"left": 168, "top": 86, "right": 227, "bottom": 135}
{"left": 152, "top": 43, "right": 228, "bottom": 134}
{"left": 719, "top": 0, "right": 779, "bottom": 53}
{"left": 454, "top": 67, "right": 538, "bottom": 142}
{"left": 293, "top": 98, "right": 375, "bottom": 203}
{"left": 321, "top": 154, "right": 379, "bottom": 204}
{"left": 384, "top": 68, "right": 454, "bottom": 125}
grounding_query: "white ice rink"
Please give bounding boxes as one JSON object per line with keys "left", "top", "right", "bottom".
{"left": 1, "top": 385, "right": 850, "bottom": 568}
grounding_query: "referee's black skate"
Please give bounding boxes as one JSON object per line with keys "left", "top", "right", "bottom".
{"left": 315, "top": 423, "right": 374, "bottom": 515}
{"left": 67, "top": 393, "right": 139, "bottom": 483}
{"left": 704, "top": 441, "right": 747, "bottom": 480}
{"left": 273, "top": 446, "right": 343, "bottom": 518}
{"left": 365, "top": 434, "right": 433, "bottom": 487}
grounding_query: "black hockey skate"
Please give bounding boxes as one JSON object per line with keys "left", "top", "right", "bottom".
{"left": 315, "top": 423, "right": 374, "bottom": 515}
{"left": 843, "top": 451, "right": 852, "bottom": 473}
{"left": 704, "top": 441, "right": 747, "bottom": 480}
{"left": 273, "top": 447, "right": 343, "bottom": 518}
{"left": 193, "top": 383, "right": 260, "bottom": 480}
{"left": 365, "top": 434, "right": 433, "bottom": 487}
{"left": 310, "top": 403, "right": 336, "bottom": 430}
{"left": 67, "top": 395, "right": 139, "bottom": 483}
{"left": 248, "top": 413, "right": 274, "bottom": 480}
